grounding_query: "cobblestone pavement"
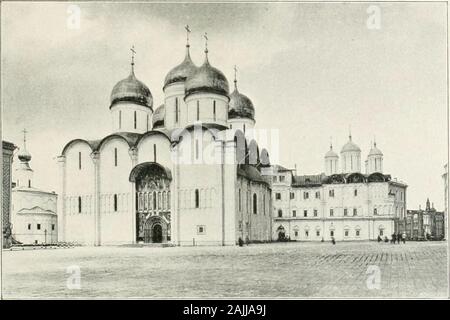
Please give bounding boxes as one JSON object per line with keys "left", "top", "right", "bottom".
{"left": 1, "top": 241, "right": 448, "bottom": 298}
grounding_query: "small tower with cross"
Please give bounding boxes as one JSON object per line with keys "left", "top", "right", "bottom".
{"left": 15, "top": 128, "right": 34, "bottom": 188}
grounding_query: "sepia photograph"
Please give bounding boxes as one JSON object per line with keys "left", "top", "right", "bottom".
{"left": 0, "top": 0, "right": 448, "bottom": 303}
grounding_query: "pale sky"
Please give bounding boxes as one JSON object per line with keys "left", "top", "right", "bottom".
{"left": 1, "top": 2, "right": 448, "bottom": 210}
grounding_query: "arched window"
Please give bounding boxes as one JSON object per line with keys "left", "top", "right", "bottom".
{"left": 238, "top": 189, "right": 241, "bottom": 212}
{"left": 253, "top": 193, "right": 257, "bottom": 214}
{"left": 134, "top": 111, "right": 137, "bottom": 129}
{"left": 78, "top": 152, "right": 82, "bottom": 170}
{"left": 153, "top": 191, "right": 156, "bottom": 210}
{"left": 119, "top": 111, "right": 122, "bottom": 129}
{"left": 213, "top": 100, "right": 216, "bottom": 121}
{"left": 114, "top": 148, "right": 118, "bottom": 167}
{"left": 114, "top": 194, "right": 118, "bottom": 212}
{"left": 195, "top": 189, "right": 200, "bottom": 208}
{"left": 278, "top": 209, "right": 283, "bottom": 218}
{"left": 374, "top": 208, "right": 378, "bottom": 215}
{"left": 28, "top": 179, "right": 31, "bottom": 188}
{"left": 153, "top": 144, "right": 157, "bottom": 162}
{"left": 146, "top": 114, "right": 149, "bottom": 131}
{"left": 196, "top": 101, "right": 200, "bottom": 121}
{"left": 78, "top": 196, "right": 82, "bottom": 213}
{"left": 195, "top": 139, "right": 199, "bottom": 160}
{"left": 175, "top": 98, "right": 179, "bottom": 123}
{"left": 263, "top": 194, "right": 266, "bottom": 215}
{"left": 243, "top": 123, "right": 246, "bottom": 133}
{"left": 167, "top": 191, "right": 171, "bottom": 210}
{"left": 158, "top": 192, "right": 161, "bottom": 210}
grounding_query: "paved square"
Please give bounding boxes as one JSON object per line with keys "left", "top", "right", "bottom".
{"left": 1, "top": 241, "right": 448, "bottom": 298}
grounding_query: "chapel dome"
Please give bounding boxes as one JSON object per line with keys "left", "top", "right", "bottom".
{"left": 110, "top": 69, "right": 153, "bottom": 109}
{"left": 341, "top": 136, "right": 361, "bottom": 153}
{"left": 185, "top": 52, "right": 229, "bottom": 98}
{"left": 325, "top": 146, "right": 338, "bottom": 158}
{"left": 152, "top": 104, "right": 165, "bottom": 128}
{"left": 368, "top": 143, "right": 383, "bottom": 156}
{"left": 164, "top": 45, "right": 197, "bottom": 89}
{"left": 18, "top": 148, "right": 32, "bottom": 162}
{"left": 228, "top": 85, "right": 255, "bottom": 120}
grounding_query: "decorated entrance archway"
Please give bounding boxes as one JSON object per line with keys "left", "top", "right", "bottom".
{"left": 129, "top": 162, "right": 171, "bottom": 243}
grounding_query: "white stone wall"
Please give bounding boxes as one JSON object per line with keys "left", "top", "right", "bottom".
{"left": 111, "top": 103, "right": 153, "bottom": 134}
{"left": 185, "top": 93, "right": 228, "bottom": 127}
{"left": 164, "top": 83, "right": 188, "bottom": 130}
{"left": 227, "top": 118, "right": 255, "bottom": 134}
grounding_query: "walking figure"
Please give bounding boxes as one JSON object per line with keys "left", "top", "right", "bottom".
{"left": 331, "top": 236, "right": 336, "bottom": 245}
{"left": 402, "top": 232, "right": 406, "bottom": 244}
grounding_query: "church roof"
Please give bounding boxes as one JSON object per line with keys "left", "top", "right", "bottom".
{"left": 237, "top": 164, "right": 271, "bottom": 186}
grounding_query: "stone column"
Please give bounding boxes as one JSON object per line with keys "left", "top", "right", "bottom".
{"left": 57, "top": 155, "right": 66, "bottom": 242}
{"left": 129, "top": 147, "right": 138, "bottom": 244}
{"left": 90, "top": 151, "right": 101, "bottom": 246}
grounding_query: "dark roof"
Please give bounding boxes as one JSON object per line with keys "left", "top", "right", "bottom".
{"left": 237, "top": 164, "right": 271, "bottom": 187}
{"left": 292, "top": 174, "right": 326, "bottom": 187}
{"left": 2, "top": 140, "right": 16, "bottom": 151}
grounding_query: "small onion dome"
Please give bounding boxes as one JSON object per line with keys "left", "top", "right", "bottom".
{"left": 152, "top": 104, "right": 165, "bottom": 128}
{"left": 185, "top": 52, "right": 229, "bottom": 98}
{"left": 325, "top": 145, "right": 338, "bottom": 158}
{"left": 110, "top": 69, "right": 153, "bottom": 109}
{"left": 228, "top": 85, "right": 255, "bottom": 120}
{"left": 18, "top": 147, "right": 31, "bottom": 162}
{"left": 163, "top": 45, "right": 197, "bottom": 90}
{"left": 341, "top": 136, "right": 361, "bottom": 153}
{"left": 368, "top": 142, "right": 383, "bottom": 156}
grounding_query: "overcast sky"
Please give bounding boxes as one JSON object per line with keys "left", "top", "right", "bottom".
{"left": 2, "top": 2, "right": 447, "bottom": 210}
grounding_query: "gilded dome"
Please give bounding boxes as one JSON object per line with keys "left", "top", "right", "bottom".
{"left": 228, "top": 82, "right": 255, "bottom": 120}
{"left": 110, "top": 68, "right": 153, "bottom": 109}
{"left": 325, "top": 145, "right": 338, "bottom": 158}
{"left": 18, "top": 147, "right": 32, "bottom": 162}
{"left": 341, "top": 136, "right": 361, "bottom": 153}
{"left": 164, "top": 46, "right": 197, "bottom": 89}
{"left": 152, "top": 104, "right": 165, "bottom": 128}
{"left": 368, "top": 143, "right": 383, "bottom": 156}
{"left": 185, "top": 52, "right": 229, "bottom": 98}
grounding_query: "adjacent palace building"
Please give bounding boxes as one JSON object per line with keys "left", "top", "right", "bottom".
{"left": 272, "top": 137, "right": 407, "bottom": 242}
{"left": 58, "top": 34, "right": 272, "bottom": 246}
{"left": 57, "top": 31, "right": 408, "bottom": 246}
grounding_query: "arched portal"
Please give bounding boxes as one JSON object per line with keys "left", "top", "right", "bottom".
{"left": 130, "top": 162, "right": 172, "bottom": 243}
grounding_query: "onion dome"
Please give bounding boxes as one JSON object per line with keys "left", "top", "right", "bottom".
{"left": 110, "top": 62, "right": 153, "bottom": 110}
{"left": 185, "top": 48, "right": 229, "bottom": 98}
{"left": 325, "top": 144, "right": 338, "bottom": 158}
{"left": 18, "top": 147, "right": 31, "bottom": 162}
{"left": 164, "top": 44, "right": 197, "bottom": 90}
{"left": 152, "top": 104, "right": 165, "bottom": 128}
{"left": 228, "top": 72, "right": 255, "bottom": 120}
{"left": 341, "top": 135, "right": 361, "bottom": 153}
{"left": 368, "top": 142, "right": 383, "bottom": 156}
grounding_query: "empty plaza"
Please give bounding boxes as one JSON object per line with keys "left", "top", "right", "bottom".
{"left": 1, "top": 241, "right": 447, "bottom": 299}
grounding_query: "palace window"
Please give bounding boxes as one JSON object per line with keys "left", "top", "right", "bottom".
{"left": 330, "top": 230, "right": 334, "bottom": 237}
{"left": 134, "top": 111, "right": 137, "bottom": 129}
{"left": 197, "top": 225, "right": 206, "bottom": 235}
{"left": 114, "top": 148, "right": 118, "bottom": 167}
{"left": 303, "top": 192, "right": 309, "bottom": 199}
{"left": 356, "top": 230, "right": 360, "bottom": 236}
{"left": 345, "top": 230, "right": 349, "bottom": 237}
{"left": 379, "top": 229, "right": 384, "bottom": 236}
{"left": 52, "top": 224, "right": 55, "bottom": 231}
{"left": 315, "top": 191, "right": 320, "bottom": 199}
{"left": 114, "top": 194, "right": 118, "bottom": 212}
{"left": 330, "top": 209, "right": 334, "bottom": 217}
{"left": 303, "top": 210, "right": 308, "bottom": 217}
{"left": 294, "top": 231, "right": 299, "bottom": 237}
{"left": 275, "top": 193, "right": 281, "bottom": 200}
{"left": 316, "top": 230, "right": 320, "bottom": 237}
{"left": 253, "top": 193, "right": 257, "bottom": 214}
{"left": 37, "top": 224, "right": 41, "bottom": 230}
{"left": 290, "top": 192, "right": 295, "bottom": 199}
{"left": 374, "top": 208, "right": 378, "bottom": 215}
{"left": 278, "top": 209, "right": 283, "bottom": 218}
{"left": 313, "top": 209, "right": 318, "bottom": 217}
{"left": 344, "top": 208, "right": 348, "bottom": 216}
{"left": 273, "top": 176, "right": 277, "bottom": 183}
{"left": 354, "top": 189, "right": 358, "bottom": 196}
{"left": 27, "top": 224, "right": 31, "bottom": 230}
{"left": 78, "top": 152, "right": 82, "bottom": 170}
{"left": 78, "top": 196, "right": 82, "bottom": 213}
{"left": 305, "top": 230, "right": 309, "bottom": 237}
{"left": 353, "top": 208, "right": 357, "bottom": 216}
{"left": 213, "top": 100, "right": 216, "bottom": 121}
{"left": 329, "top": 189, "right": 334, "bottom": 197}
{"left": 292, "top": 210, "right": 296, "bottom": 217}
{"left": 195, "top": 189, "right": 200, "bottom": 208}
{"left": 280, "top": 176, "right": 285, "bottom": 182}
{"left": 28, "top": 180, "right": 31, "bottom": 188}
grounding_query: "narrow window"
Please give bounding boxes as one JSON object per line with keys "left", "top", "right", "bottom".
{"left": 114, "top": 148, "right": 118, "bottom": 167}
{"left": 293, "top": 210, "right": 297, "bottom": 217}
{"left": 374, "top": 208, "right": 378, "bottom": 215}
{"left": 290, "top": 192, "right": 295, "bottom": 199}
{"left": 356, "top": 230, "right": 360, "bottom": 236}
{"left": 37, "top": 224, "right": 41, "bottom": 230}
{"left": 276, "top": 193, "right": 281, "bottom": 200}
{"left": 52, "top": 224, "right": 55, "bottom": 231}
{"left": 114, "top": 194, "right": 118, "bottom": 212}
{"left": 243, "top": 123, "right": 246, "bottom": 133}
{"left": 238, "top": 189, "right": 241, "bottom": 212}
{"left": 195, "top": 139, "right": 199, "bottom": 160}
{"left": 213, "top": 100, "right": 216, "bottom": 121}
{"left": 196, "top": 101, "right": 200, "bottom": 121}
{"left": 304, "top": 210, "right": 307, "bottom": 217}
{"left": 119, "top": 111, "right": 122, "bottom": 129}
{"left": 345, "top": 230, "right": 349, "bottom": 237}
{"left": 354, "top": 189, "right": 358, "bottom": 196}
{"left": 253, "top": 193, "right": 257, "bottom": 214}
{"left": 153, "top": 191, "right": 156, "bottom": 210}
{"left": 295, "top": 231, "right": 299, "bottom": 237}
{"left": 78, "top": 196, "right": 82, "bottom": 213}
{"left": 195, "top": 189, "right": 200, "bottom": 208}
{"left": 316, "top": 230, "right": 320, "bottom": 236}
{"left": 175, "top": 98, "right": 179, "bottom": 123}
{"left": 263, "top": 194, "right": 266, "bottom": 215}
{"left": 230, "top": 124, "right": 232, "bottom": 129}
{"left": 278, "top": 209, "right": 283, "bottom": 218}
{"left": 78, "top": 152, "right": 82, "bottom": 170}
{"left": 146, "top": 114, "right": 149, "bottom": 131}
{"left": 134, "top": 111, "right": 137, "bottom": 129}
{"left": 344, "top": 208, "right": 348, "bottom": 216}
{"left": 353, "top": 208, "right": 357, "bottom": 216}
{"left": 305, "top": 231, "right": 309, "bottom": 237}
{"left": 153, "top": 144, "right": 157, "bottom": 162}
{"left": 197, "top": 225, "right": 205, "bottom": 235}
{"left": 330, "top": 208, "right": 334, "bottom": 217}
{"left": 313, "top": 209, "right": 318, "bottom": 217}
{"left": 28, "top": 180, "right": 31, "bottom": 188}
{"left": 330, "top": 230, "right": 334, "bottom": 237}
{"left": 27, "top": 224, "right": 31, "bottom": 230}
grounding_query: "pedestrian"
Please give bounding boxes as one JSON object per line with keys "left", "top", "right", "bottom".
{"left": 377, "top": 235, "right": 382, "bottom": 243}
{"left": 391, "top": 233, "right": 396, "bottom": 244}
{"left": 402, "top": 232, "right": 406, "bottom": 244}
{"left": 331, "top": 236, "right": 336, "bottom": 245}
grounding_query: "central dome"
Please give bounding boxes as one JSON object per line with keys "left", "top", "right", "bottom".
{"left": 185, "top": 53, "right": 229, "bottom": 98}
{"left": 325, "top": 146, "right": 338, "bottom": 158}
{"left": 110, "top": 69, "right": 153, "bottom": 109}
{"left": 341, "top": 136, "right": 361, "bottom": 153}
{"left": 368, "top": 143, "right": 383, "bottom": 156}
{"left": 164, "top": 45, "right": 197, "bottom": 89}
{"left": 228, "top": 86, "right": 255, "bottom": 120}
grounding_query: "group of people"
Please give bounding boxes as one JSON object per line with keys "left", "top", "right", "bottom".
{"left": 377, "top": 232, "right": 406, "bottom": 244}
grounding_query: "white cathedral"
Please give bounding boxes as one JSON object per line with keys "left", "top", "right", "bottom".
{"left": 58, "top": 34, "right": 273, "bottom": 246}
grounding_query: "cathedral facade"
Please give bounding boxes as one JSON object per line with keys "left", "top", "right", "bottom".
{"left": 58, "top": 37, "right": 272, "bottom": 246}
{"left": 272, "top": 137, "right": 407, "bottom": 242}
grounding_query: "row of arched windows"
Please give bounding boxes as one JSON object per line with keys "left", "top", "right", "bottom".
{"left": 137, "top": 191, "right": 171, "bottom": 212}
